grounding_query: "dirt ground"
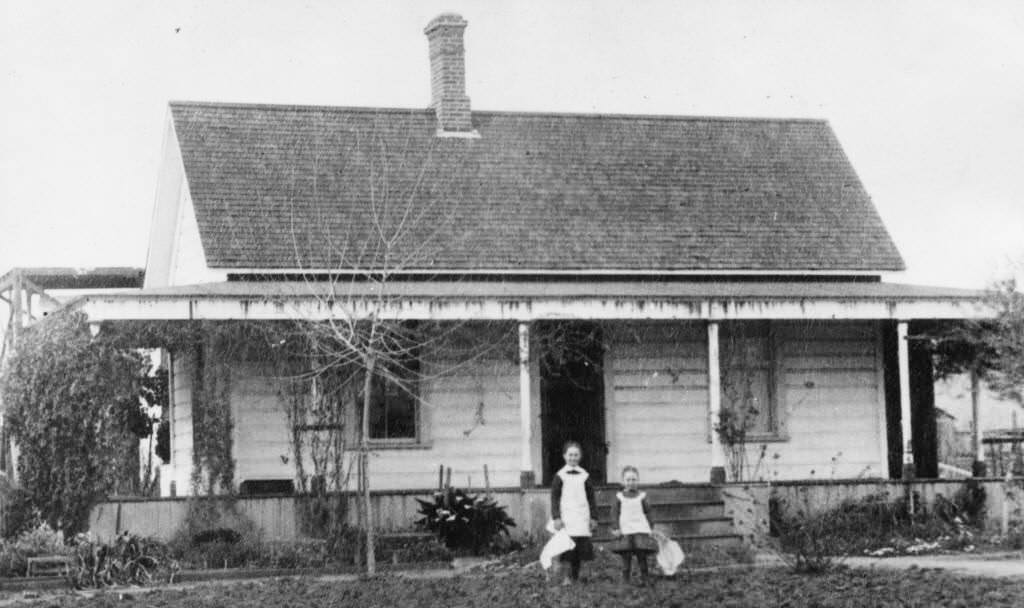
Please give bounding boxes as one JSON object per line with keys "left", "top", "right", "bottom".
{"left": 7, "top": 553, "right": 1024, "bottom": 608}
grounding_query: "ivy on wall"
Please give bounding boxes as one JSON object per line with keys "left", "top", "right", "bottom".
{"left": 0, "top": 311, "right": 152, "bottom": 535}
{"left": 189, "top": 334, "right": 236, "bottom": 496}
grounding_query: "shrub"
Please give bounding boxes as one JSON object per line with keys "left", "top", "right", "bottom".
{"left": 167, "top": 498, "right": 266, "bottom": 569}
{"left": 1, "top": 311, "right": 152, "bottom": 536}
{"left": 416, "top": 489, "right": 517, "bottom": 555}
{"left": 167, "top": 529, "right": 263, "bottom": 570}
{"left": 771, "top": 486, "right": 989, "bottom": 572}
{"left": 0, "top": 520, "right": 70, "bottom": 577}
{"left": 69, "top": 532, "right": 171, "bottom": 588}
{"left": 380, "top": 534, "right": 453, "bottom": 564}
{"left": 770, "top": 502, "right": 839, "bottom": 574}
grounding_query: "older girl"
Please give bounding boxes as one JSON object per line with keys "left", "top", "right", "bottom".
{"left": 550, "top": 441, "right": 597, "bottom": 584}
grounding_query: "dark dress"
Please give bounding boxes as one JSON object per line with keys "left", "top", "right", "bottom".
{"left": 609, "top": 490, "right": 658, "bottom": 555}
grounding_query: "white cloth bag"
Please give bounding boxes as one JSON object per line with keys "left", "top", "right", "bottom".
{"left": 540, "top": 522, "right": 576, "bottom": 570}
{"left": 651, "top": 529, "right": 685, "bottom": 575}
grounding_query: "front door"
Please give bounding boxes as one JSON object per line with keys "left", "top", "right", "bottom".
{"left": 539, "top": 322, "right": 607, "bottom": 485}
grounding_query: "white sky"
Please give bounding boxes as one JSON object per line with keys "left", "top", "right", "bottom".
{"left": 1, "top": 0, "right": 1022, "bottom": 288}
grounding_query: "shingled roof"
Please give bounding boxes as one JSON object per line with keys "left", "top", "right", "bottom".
{"left": 170, "top": 102, "right": 905, "bottom": 274}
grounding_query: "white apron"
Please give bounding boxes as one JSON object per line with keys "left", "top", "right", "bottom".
{"left": 557, "top": 466, "right": 592, "bottom": 537}
{"left": 617, "top": 491, "right": 652, "bottom": 535}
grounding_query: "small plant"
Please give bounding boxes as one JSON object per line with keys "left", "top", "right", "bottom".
{"left": 0, "top": 519, "right": 70, "bottom": 577}
{"left": 416, "top": 488, "right": 517, "bottom": 555}
{"left": 769, "top": 501, "right": 840, "bottom": 574}
{"left": 69, "top": 532, "right": 171, "bottom": 589}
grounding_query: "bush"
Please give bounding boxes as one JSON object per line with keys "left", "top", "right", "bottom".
{"left": 771, "top": 486, "right": 989, "bottom": 572}
{"left": 168, "top": 528, "right": 263, "bottom": 570}
{"left": 69, "top": 532, "right": 171, "bottom": 588}
{"left": 1, "top": 311, "right": 152, "bottom": 536}
{"left": 380, "top": 534, "right": 453, "bottom": 564}
{"left": 416, "top": 488, "right": 517, "bottom": 555}
{"left": 0, "top": 520, "right": 70, "bottom": 577}
{"left": 770, "top": 502, "right": 840, "bottom": 574}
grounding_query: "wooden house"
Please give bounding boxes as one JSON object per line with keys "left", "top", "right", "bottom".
{"left": 70, "top": 14, "right": 985, "bottom": 500}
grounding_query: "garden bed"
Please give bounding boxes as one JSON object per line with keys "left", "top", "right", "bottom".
{"left": 5, "top": 561, "right": 1024, "bottom": 607}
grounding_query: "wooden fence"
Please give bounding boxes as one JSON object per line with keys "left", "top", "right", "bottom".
{"left": 769, "top": 478, "right": 1024, "bottom": 533}
{"left": 88, "top": 488, "right": 549, "bottom": 542}
{"left": 89, "top": 478, "right": 1024, "bottom": 544}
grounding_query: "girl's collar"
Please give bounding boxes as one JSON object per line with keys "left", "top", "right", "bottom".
{"left": 558, "top": 464, "right": 587, "bottom": 475}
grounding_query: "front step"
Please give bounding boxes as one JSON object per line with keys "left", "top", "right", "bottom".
{"left": 591, "top": 484, "right": 744, "bottom": 550}
{"left": 595, "top": 484, "right": 723, "bottom": 503}
{"left": 595, "top": 500, "right": 727, "bottom": 521}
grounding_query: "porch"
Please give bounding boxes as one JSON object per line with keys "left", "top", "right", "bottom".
{"left": 68, "top": 279, "right": 987, "bottom": 494}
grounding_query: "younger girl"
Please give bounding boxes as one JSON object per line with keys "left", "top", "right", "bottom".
{"left": 610, "top": 465, "right": 658, "bottom": 584}
{"left": 550, "top": 441, "right": 597, "bottom": 584}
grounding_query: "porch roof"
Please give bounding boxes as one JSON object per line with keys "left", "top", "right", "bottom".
{"left": 66, "top": 280, "right": 987, "bottom": 322}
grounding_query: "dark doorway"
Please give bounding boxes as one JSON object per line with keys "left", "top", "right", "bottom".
{"left": 539, "top": 322, "right": 607, "bottom": 485}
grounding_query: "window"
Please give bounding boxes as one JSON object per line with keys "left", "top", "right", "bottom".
{"left": 365, "top": 349, "right": 421, "bottom": 442}
{"left": 720, "top": 321, "right": 782, "bottom": 439}
{"left": 367, "top": 370, "right": 418, "bottom": 441}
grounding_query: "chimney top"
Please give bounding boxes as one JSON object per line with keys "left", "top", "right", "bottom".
{"left": 424, "top": 13, "right": 468, "bottom": 36}
{"left": 424, "top": 13, "right": 476, "bottom": 136}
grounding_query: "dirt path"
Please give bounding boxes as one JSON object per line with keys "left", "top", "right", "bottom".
{"left": 845, "top": 553, "right": 1024, "bottom": 579}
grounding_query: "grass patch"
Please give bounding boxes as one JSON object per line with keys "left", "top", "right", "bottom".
{"left": 15, "top": 563, "right": 1024, "bottom": 607}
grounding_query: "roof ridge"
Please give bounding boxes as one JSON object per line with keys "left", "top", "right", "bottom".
{"left": 168, "top": 100, "right": 829, "bottom": 124}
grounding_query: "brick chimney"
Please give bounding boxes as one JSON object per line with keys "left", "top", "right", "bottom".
{"left": 424, "top": 13, "right": 474, "bottom": 134}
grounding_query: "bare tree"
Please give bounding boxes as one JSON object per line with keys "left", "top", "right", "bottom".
{"left": 201, "top": 112, "right": 514, "bottom": 573}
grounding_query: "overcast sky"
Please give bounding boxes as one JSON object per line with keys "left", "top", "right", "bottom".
{"left": 1, "top": 0, "right": 1022, "bottom": 288}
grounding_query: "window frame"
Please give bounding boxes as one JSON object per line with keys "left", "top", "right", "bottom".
{"left": 365, "top": 363, "right": 422, "bottom": 446}
{"left": 719, "top": 321, "right": 788, "bottom": 442}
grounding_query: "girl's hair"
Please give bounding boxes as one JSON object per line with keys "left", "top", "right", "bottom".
{"left": 621, "top": 465, "right": 640, "bottom": 478}
{"left": 562, "top": 440, "right": 582, "bottom": 454}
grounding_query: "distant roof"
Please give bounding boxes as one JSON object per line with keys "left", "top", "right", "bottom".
{"left": 170, "top": 102, "right": 906, "bottom": 274}
{"left": 0, "top": 267, "right": 144, "bottom": 290}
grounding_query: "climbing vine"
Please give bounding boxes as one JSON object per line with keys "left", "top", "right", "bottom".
{"left": 0, "top": 311, "right": 152, "bottom": 535}
{"left": 716, "top": 323, "right": 770, "bottom": 482}
{"left": 189, "top": 334, "right": 236, "bottom": 496}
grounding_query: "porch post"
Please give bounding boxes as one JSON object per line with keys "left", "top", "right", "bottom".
{"left": 897, "top": 321, "right": 914, "bottom": 479}
{"left": 970, "top": 368, "right": 986, "bottom": 476}
{"left": 708, "top": 321, "right": 726, "bottom": 484}
{"left": 518, "top": 322, "right": 535, "bottom": 488}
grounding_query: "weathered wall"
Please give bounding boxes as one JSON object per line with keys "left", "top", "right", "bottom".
{"left": 761, "top": 321, "right": 888, "bottom": 480}
{"left": 168, "top": 319, "right": 891, "bottom": 493}
{"left": 605, "top": 322, "right": 709, "bottom": 482}
{"left": 220, "top": 352, "right": 526, "bottom": 492}
{"left": 603, "top": 320, "right": 887, "bottom": 484}
{"left": 230, "top": 362, "right": 293, "bottom": 485}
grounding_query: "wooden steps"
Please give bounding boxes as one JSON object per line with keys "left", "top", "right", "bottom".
{"left": 591, "top": 484, "right": 743, "bottom": 550}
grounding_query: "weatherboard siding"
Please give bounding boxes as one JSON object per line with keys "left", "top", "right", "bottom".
{"left": 602, "top": 320, "right": 886, "bottom": 483}
{"left": 169, "top": 351, "right": 194, "bottom": 495}
{"left": 605, "top": 322, "right": 710, "bottom": 483}
{"left": 365, "top": 357, "right": 523, "bottom": 490}
{"left": 167, "top": 320, "right": 888, "bottom": 496}
{"left": 223, "top": 355, "right": 524, "bottom": 491}
{"left": 758, "top": 321, "right": 887, "bottom": 480}
{"left": 231, "top": 363, "right": 294, "bottom": 485}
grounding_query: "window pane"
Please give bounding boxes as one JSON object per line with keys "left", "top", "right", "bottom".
{"left": 368, "top": 373, "right": 417, "bottom": 440}
{"left": 368, "top": 377, "right": 389, "bottom": 439}
{"left": 386, "top": 392, "right": 416, "bottom": 439}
